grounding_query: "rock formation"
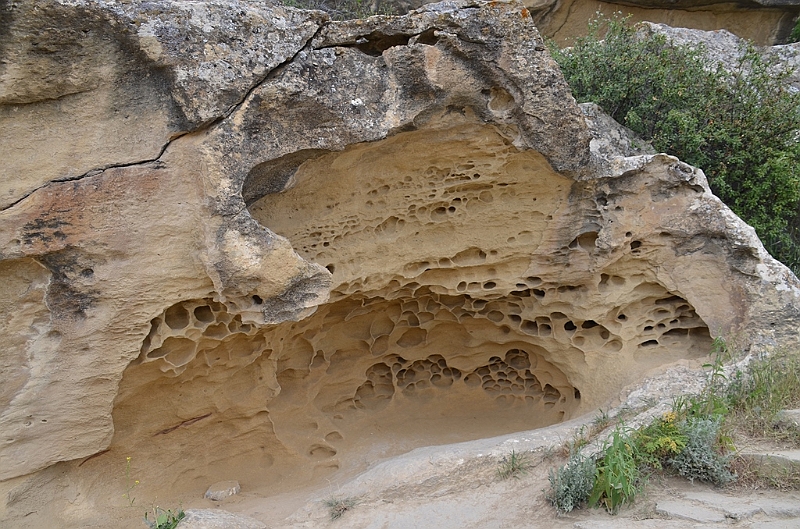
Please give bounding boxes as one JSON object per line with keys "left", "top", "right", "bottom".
{"left": 532, "top": 0, "right": 800, "bottom": 46}
{"left": 381, "top": 0, "right": 800, "bottom": 45}
{"left": 637, "top": 21, "right": 800, "bottom": 92}
{"left": 0, "top": 1, "right": 798, "bottom": 527}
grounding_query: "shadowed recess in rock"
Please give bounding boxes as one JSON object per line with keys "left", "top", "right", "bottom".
{"left": 106, "top": 122, "right": 713, "bottom": 497}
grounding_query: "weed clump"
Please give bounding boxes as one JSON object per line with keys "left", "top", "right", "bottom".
{"left": 497, "top": 450, "right": 529, "bottom": 479}
{"left": 634, "top": 411, "right": 687, "bottom": 469}
{"left": 667, "top": 417, "right": 735, "bottom": 485}
{"left": 546, "top": 451, "right": 596, "bottom": 513}
{"left": 323, "top": 496, "right": 358, "bottom": 520}
{"left": 144, "top": 506, "right": 185, "bottom": 529}
{"left": 589, "top": 425, "right": 643, "bottom": 514}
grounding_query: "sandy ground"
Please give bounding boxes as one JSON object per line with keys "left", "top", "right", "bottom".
{"left": 178, "top": 416, "right": 800, "bottom": 529}
{"left": 8, "top": 362, "right": 798, "bottom": 529}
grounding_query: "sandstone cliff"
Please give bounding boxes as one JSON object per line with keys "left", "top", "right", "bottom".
{"left": 0, "top": 1, "right": 798, "bottom": 527}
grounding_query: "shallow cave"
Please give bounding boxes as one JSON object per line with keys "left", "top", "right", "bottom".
{"left": 106, "top": 123, "right": 713, "bottom": 497}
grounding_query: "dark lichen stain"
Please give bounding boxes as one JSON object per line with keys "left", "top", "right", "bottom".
{"left": 38, "top": 248, "right": 100, "bottom": 319}
{"left": 22, "top": 217, "right": 70, "bottom": 245}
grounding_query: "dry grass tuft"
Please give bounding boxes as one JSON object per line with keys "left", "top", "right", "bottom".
{"left": 323, "top": 496, "right": 358, "bottom": 520}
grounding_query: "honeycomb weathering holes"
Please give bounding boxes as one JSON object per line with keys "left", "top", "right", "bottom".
{"left": 113, "top": 126, "right": 713, "bottom": 490}
{"left": 124, "top": 279, "right": 710, "bottom": 469}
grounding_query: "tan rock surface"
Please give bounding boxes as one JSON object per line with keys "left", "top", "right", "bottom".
{"left": 380, "top": 0, "right": 799, "bottom": 45}
{"left": 532, "top": 0, "right": 798, "bottom": 46}
{"left": 0, "top": 1, "right": 798, "bottom": 528}
{"left": 178, "top": 509, "right": 267, "bottom": 529}
{"left": 0, "top": 1, "right": 325, "bottom": 210}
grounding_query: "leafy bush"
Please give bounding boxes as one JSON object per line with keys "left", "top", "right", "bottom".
{"left": 546, "top": 451, "right": 596, "bottom": 513}
{"left": 634, "top": 412, "right": 687, "bottom": 469}
{"left": 550, "top": 14, "right": 800, "bottom": 276}
{"left": 589, "top": 425, "right": 643, "bottom": 513}
{"left": 790, "top": 16, "right": 800, "bottom": 43}
{"left": 667, "top": 417, "right": 735, "bottom": 486}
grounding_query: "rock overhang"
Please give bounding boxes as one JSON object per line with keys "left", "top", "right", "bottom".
{"left": 0, "top": 1, "right": 798, "bottom": 522}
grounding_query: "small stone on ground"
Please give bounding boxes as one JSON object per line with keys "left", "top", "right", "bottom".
{"left": 204, "top": 480, "right": 241, "bottom": 501}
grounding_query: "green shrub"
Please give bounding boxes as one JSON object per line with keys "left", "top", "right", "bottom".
{"left": 589, "top": 425, "right": 643, "bottom": 513}
{"left": 550, "top": 14, "right": 800, "bottom": 276}
{"left": 790, "top": 16, "right": 800, "bottom": 43}
{"left": 667, "top": 417, "right": 734, "bottom": 486}
{"left": 546, "top": 451, "right": 596, "bottom": 513}
{"left": 634, "top": 412, "right": 687, "bottom": 469}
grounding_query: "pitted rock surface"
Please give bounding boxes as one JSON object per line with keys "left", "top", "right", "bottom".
{"left": 0, "top": 1, "right": 799, "bottom": 528}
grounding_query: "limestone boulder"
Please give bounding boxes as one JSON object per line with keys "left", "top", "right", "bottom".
{"left": 0, "top": 1, "right": 798, "bottom": 528}
{"left": 580, "top": 102, "right": 656, "bottom": 164}
{"left": 204, "top": 480, "right": 241, "bottom": 501}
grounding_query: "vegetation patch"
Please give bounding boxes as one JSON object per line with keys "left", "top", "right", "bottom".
{"left": 731, "top": 453, "right": 800, "bottom": 490}
{"left": 546, "top": 340, "right": 800, "bottom": 515}
{"left": 634, "top": 411, "right": 686, "bottom": 469}
{"left": 790, "top": 16, "right": 800, "bottom": 43}
{"left": 667, "top": 416, "right": 734, "bottom": 485}
{"left": 547, "top": 450, "right": 596, "bottom": 513}
{"left": 324, "top": 496, "right": 359, "bottom": 520}
{"left": 588, "top": 425, "right": 644, "bottom": 513}
{"left": 550, "top": 14, "right": 800, "bottom": 275}
{"left": 498, "top": 449, "right": 530, "bottom": 480}
{"left": 726, "top": 351, "right": 800, "bottom": 444}
{"left": 144, "top": 506, "right": 185, "bottom": 529}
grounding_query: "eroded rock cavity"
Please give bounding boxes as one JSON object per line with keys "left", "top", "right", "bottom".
{"left": 7, "top": 4, "right": 799, "bottom": 526}
{"left": 111, "top": 122, "right": 712, "bottom": 494}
